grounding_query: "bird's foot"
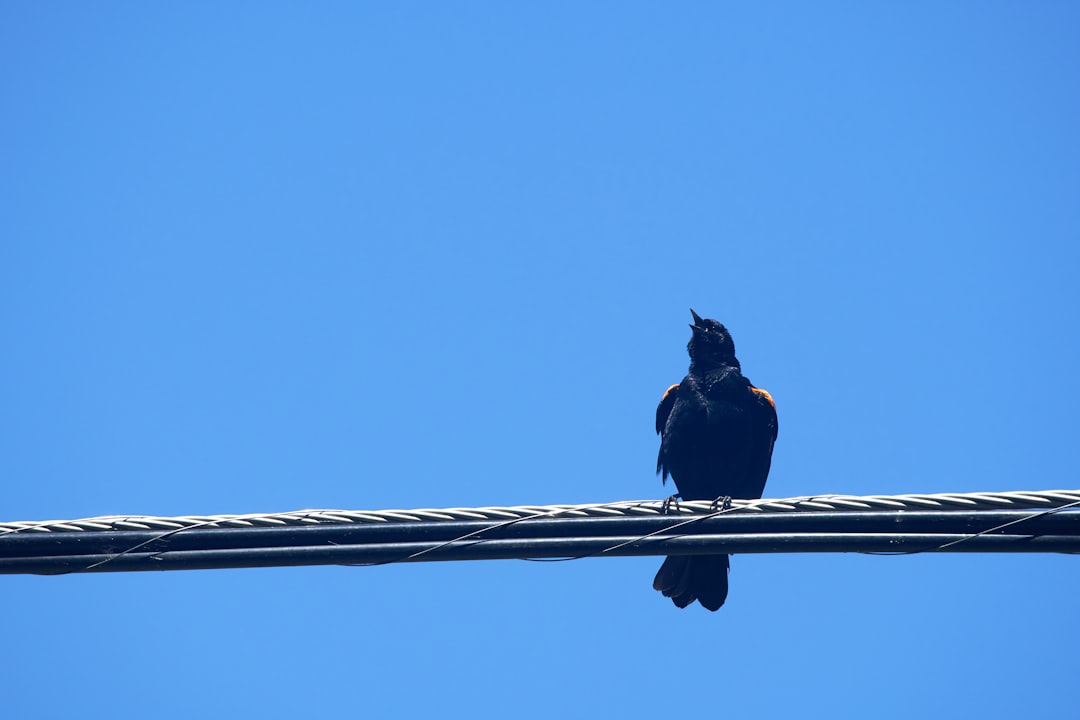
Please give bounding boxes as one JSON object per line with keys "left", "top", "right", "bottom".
{"left": 710, "top": 495, "right": 733, "bottom": 512}
{"left": 661, "top": 493, "right": 682, "bottom": 514}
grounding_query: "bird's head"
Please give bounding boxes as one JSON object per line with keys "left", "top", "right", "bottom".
{"left": 687, "top": 309, "right": 737, "bottom": 367}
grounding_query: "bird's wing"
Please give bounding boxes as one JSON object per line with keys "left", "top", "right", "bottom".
{"left": 750, "top": 386, "right": 778, "bottom": 441}
{"left": 655, "top": 383, "right": 681, "bottom": 483}
{"left": 656, "top": 383, "right": 680, "bottom": 435}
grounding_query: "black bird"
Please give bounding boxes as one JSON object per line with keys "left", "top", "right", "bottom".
{"left": 653, "top": 310, "right": 778, "bottom": 611}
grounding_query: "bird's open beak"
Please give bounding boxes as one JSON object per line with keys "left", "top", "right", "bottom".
{"left": 689, "top": 308, "right": 705, "bottom": 330}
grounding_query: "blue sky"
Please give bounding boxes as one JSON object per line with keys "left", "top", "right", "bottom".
{"left": 2, "top": 3, "right": 1078, "bottom": 718}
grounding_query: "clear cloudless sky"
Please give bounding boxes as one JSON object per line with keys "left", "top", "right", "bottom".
{"left": 2, "top": 3, "right": 1078, "bottom": 718}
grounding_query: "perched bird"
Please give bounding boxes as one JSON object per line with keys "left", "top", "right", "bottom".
{"left": 653, "top": 310, "right": 778, "bottom": 611}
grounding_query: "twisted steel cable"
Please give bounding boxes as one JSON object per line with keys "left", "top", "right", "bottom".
{"left": 5, "top": 489, "right": 1079, "bottom": 533}
{"left": 1, "top": 489, "right": 1077, "bottom": 574}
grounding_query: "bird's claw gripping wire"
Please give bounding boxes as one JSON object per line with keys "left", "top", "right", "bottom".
{"left": 661, "top": 493, "right": 682, "bottom": 514}
{"left": 710, "top": 496, "right": 733, "bottom": 512}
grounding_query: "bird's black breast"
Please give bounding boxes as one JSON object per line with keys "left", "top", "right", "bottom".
{"left": 656, "top": 366, "right": 777, "bottom": 501}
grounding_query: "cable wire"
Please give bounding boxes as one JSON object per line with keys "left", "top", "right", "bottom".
{"left": 1, "top": 489, "right": 1077, "bottom": 575}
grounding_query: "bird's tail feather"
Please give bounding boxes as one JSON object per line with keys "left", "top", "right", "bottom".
{"left": 653, "top": 555, "right": 730, "bottom": 611}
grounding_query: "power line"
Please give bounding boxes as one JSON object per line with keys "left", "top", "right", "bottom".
{"left": 2, "top": 489, "right": 1077, "bottom": 575}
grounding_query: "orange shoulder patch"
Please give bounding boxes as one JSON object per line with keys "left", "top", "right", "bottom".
{"left": 660, "top": 383, "right": 680, "bottom": 404}
{"left": 751, "top": 386, "right": 776, "bottom": 409}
